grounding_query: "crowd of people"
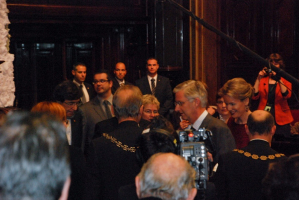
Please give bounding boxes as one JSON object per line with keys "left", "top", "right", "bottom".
{"left": 0, "top": 54, "right": 298, "bottom": 200}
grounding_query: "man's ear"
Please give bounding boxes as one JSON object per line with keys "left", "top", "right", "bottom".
{"left": 58, "top": 176, "right": 71, "bottom": 200}
{"left": 135, "top": 176, "right": 141, "bottom": 198}
{"left": 271, "top": 125, "right": 276, "bottom": 136}
{"left": 187, "top": 188, "right": 197, "bottom": 200}
{"left": 71, "top": 70, "right": 75, "bottom": 76}
{"left": 245, "top": 124, "right": 250, "bottom": 136}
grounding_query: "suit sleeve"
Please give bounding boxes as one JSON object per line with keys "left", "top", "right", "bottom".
{"left": 214, "top": 155, "right": 229, "bottom": 200}
{"left": 159, "top": 78, "right": 173, "bottom": 116}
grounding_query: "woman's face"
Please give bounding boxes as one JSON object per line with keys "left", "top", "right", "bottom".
{"left": 216, "top": 97, "right": 230, "bottom": 117}
{"left": 142, "top": 103, "right": 159, "bottom": 121}
{"left": 223, "top": 95, "right": 247, "bottom": 119}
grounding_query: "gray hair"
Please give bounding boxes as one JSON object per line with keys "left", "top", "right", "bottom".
{"left": 0, "top": 112, "right": 70, "bottom": 200}
{"left": 173, "top": 80, "right": 208, "bottom": 108}
{"left": 138, "top": 153, "right": 196, "bottom": 200}
{"left": 113, "top": 85, "right": 143, "bottom": 118}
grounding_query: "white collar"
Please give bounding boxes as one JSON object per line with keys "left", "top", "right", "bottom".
{"left": 190, "top": 110, "right": 208, "bottom": 130}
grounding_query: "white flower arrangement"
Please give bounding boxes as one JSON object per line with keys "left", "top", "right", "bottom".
{"left": 0, "top": 0, "right": 15, "bottom": 107}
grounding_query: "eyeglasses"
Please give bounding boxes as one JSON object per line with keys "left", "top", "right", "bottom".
{"left": 93, "top": 79, "right": 109, "bottom": 84}
{"left": 143, "top": 110, "right": 159, "bottom": 114}
{"left": 269, "top": 59, "right": 281, "bottom": 63}
{"left": 64, "top": 101, "right": 81, "bottom": 107}
{"left": 174, "top": 101, "right": 187, "bottom": 106}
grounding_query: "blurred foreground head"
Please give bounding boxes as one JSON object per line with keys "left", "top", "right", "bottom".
{"left": 0, "top": 112, "right": 70, "bottom": 200}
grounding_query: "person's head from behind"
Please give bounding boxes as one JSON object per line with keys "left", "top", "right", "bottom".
{"left": 136, "top": 128, "right": 176, "bottom": 167}
{"left": 114, "top": 62, "right": 127, "bottom": 81}
{"left": 113, "top": 85, "right": 143, "bottom": 122}
{"left": 53, "top": 80, "right": 81, "bottom": 118}
{"left": 145, "top": 115, "right": 175, "bottom": 134}
{"left": 135, "top": 153, "right": 197, "bottom": 200}
{"left": 0, "top": 112, "right": 70, "bottom": 200}
{"left": 31, "top": 101, "right": 67, "bottom": 127}
{"left": 218, "top": 78, "right": 253, "bottom": 120}
{"left": 245, "top": 110, "right": 276, "bottom": 141}
{"left": 72, "top": 62, "right": 87, "bottom": 84}
{"left": 262, "top": 154, "right": 299, "bottom": 200}
{"left": 173, "top": 80, "right": 208, "bottom": 124}
{"left": 142, "top": 94, "right": 160, "bottom": 122}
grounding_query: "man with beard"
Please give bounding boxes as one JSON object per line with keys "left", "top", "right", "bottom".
{"left": 79, "top": 69, "right": 114, "bottom": 153}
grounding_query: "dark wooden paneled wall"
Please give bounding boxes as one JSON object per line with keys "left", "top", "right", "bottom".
{"left": 219, "top": 0, "right": 299, "bottom": 108}
{"left": 7, "top": 0, "right": 299, "bottom": 109}
{"left": 220, "top": 0, "right": 298, "bottom": 85}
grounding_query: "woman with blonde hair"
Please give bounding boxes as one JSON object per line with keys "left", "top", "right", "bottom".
{"left": 219, "top": 78, "right": 254, "bottom": 149}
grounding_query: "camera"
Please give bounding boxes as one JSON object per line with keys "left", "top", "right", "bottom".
{"left": 263, "top": 67, "right": 272, "bottom": 75}
{"left": 178, "top": 128, "right": 213, "bottom": 190}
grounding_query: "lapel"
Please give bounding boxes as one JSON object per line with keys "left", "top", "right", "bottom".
{"left": 143, "top": 76, "right": 152, "bottom": 94}
{"left": 155, "top": 75, "right": 162, "bottom": 93}
{"left": 91, "top": 97, "right": 107, "bottom": 120}
{"left": 200, "top": 114, "right": 211, "bottom": 128}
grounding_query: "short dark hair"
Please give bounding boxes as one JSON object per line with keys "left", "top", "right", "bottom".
{"left": 136, "top": 129, "right": 176, "bottom": 166}
{"left": 73, "top": 62, "right": 86, "bottom": 71}
{"left": 247, "top": 111, "right": 275, "bottom": 135}
{"left": 262, "top": 154, "right": 298, "bottom": 200}
{"left": 53, "top": 80, "right": 80, "bottom": 102}
{"left": 94, "top": 69, "right": 113, "bottom": 81}
{"left": 0, "top": 112, "right": 70, "bottom": 200}
{"left": 146, "top": 57, "right": 158, "bottom": 64}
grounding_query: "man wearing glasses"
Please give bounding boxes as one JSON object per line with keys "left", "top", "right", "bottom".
{"left": 53, "top": 80, "right": 84, "bottom": 151}
{"left": 79, "top": 69, "right": 114, "bottom": 153}
{"left": 173, "top": 80, "right": 235, "bottom": 169}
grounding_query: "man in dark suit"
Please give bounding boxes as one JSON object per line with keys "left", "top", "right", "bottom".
{"left": 79, "top": 69, "right": 114, "bottom": 153}
{"left": 135, "top": 58, "right": 173, "bottom": 116}
{"left": 53, "top": 80, "right": 84, "bottom": 151}
{"left": 215, "top": 110, "right": 286, "bottom": 200}
{"left": 85, "top": 85, "right": 143, "bottom": 200}
{"left": 72, "top": 62, "right": 95, "bottom": 104}
{"left": 111, "top": 62, "right": 132, "bottom": 94}
{"left": 173, "top": 80, "right": 236, "bottom": 165}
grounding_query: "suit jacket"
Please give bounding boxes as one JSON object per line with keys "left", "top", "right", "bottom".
{"left": 252, "top": 76, "right": 293, "bottom": 125}
{"left": 200, "top": 114, "right": 236, "bottom": 165}
{"left": 69, "top": 111, "right": 84, "bottom": 151}
{"left": 85, "top": 121, "right": 143, "bottom": 200}
{"left": 68, "top": 146, "right": 86, "bottom": 200}
{"left": 215, "top": 140, "right": 286, "bottom": 200}
{"left": 84, "top": 82, "right": 96, "bottom": 101}
{"left": 93, "top": 117, "right": 118, "bottom": 140}
{"left": 79, "top": 96, "right": 113, "bottom": 152}
{"left": 111, "top": 78, "right": 132, "bottom": 94}
{"left": 135, "top": 75, "right": 173, "bottom": 116}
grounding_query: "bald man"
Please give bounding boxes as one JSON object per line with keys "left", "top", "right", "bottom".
{"left": 135, "top": 153, "right": 197, "bottom": 200}
{"left": 112, "top": 62, "right": 132, "bottom": 94}
{"left": 215, "top": 110, "right": 286, "bottom": 200}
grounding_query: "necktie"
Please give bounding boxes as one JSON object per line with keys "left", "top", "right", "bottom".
{"left": 79, "top": 85, "right": 86, "bottom": 104}
{"left": 103, "top": 100, "right": 112, "bottom": 119}
{"left": 151, "top": 78, "right": 156, "bottom": 95}
{"left": 120, "top": 82, "right": 124, "bottom": 87}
